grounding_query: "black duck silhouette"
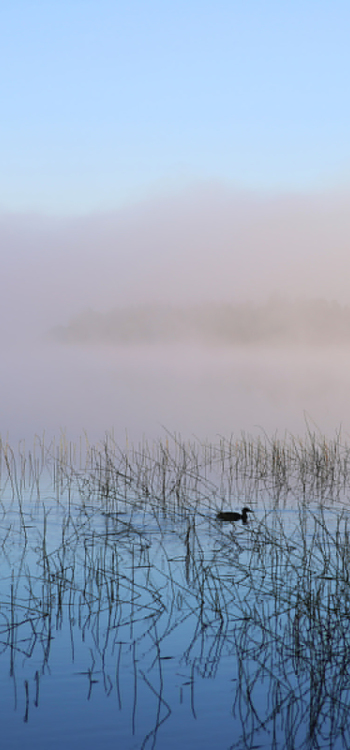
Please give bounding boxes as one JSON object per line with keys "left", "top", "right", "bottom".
{"left": 216, "top": 507, "right": 253, "bottom": 524}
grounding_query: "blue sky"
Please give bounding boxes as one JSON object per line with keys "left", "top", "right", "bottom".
{"left": 2, "top": 1, "right": 350, "bottom": 214}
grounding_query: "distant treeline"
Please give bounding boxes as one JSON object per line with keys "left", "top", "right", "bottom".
{"left": 50, "top": 298, "right": 350, "bottom": 346}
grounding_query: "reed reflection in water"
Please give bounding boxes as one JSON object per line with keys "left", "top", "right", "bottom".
{"left": 1, "top": 431, "right": 350, "bottom": 749}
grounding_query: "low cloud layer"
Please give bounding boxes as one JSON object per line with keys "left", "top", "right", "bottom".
{"left": 1, "top": 184, "right": 350, "bottom": 345}
{"left": 2, "top": 184, "right": 350, "bottom": 441}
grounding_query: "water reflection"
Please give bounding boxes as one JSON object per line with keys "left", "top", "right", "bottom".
{"left": 1, "top": 433, "right": 350, "bottom": 748}
{"left": 4, "top": 340, "right": 350, "bottom": 442}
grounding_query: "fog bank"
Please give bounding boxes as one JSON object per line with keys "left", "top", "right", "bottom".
{"left": 2, "top": 341, "right": 350, "bottom": 445}
{"left": 1, "top": 185, "right": 350, "bottom": 344}
{"left": 51, "top": 299, "right": 350, "bottom": 347}
{"left": 2, "top": 185, "right": 350, "bottom": 441}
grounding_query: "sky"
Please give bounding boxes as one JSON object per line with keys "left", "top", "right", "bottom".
{"left": 2, "top": 1, "right": 350, "bottom": 214}
{"left": 2, "top": 1, "right": 350, "bottom": 442}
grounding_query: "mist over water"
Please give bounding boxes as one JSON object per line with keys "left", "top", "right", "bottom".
{"left": 2, "top": 185, "right": 350, "bottom": 443}
{"left": 2, "top": 339, "right": 350, "bottom": 443}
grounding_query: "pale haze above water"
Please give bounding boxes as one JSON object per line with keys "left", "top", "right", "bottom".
{"left": 2, "top": 186, "right": 350, "bottom": 443}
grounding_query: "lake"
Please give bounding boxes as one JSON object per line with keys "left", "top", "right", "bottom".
{"left": 1, "top": 432, "right": 350, "bottom": 749}
{"left": 2, "top": 340, "right": 350, "bottom": 443}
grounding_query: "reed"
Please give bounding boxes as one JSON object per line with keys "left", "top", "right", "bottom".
{"left": 1, "top": 428, "right": 350, "bottom": 747}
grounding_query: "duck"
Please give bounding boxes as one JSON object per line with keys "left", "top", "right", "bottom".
{"left": 216, "top": 507, "right": 253, "bottom": 524}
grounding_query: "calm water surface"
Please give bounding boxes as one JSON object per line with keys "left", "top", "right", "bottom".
{"left": 3, "top": 340, "right": 350, "bottom": 442}
{"left": 1, "top": 446, "right": 350, "bottom": 750}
